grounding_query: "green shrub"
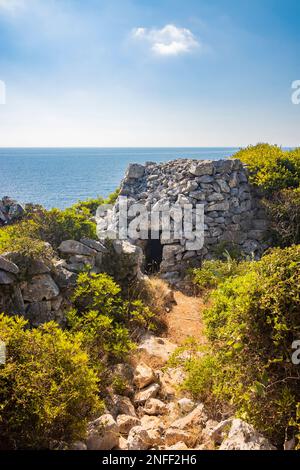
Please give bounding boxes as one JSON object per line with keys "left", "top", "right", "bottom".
{"left": 180, "top": 246, "right": 300, "bottom": 446}
{"left": 0, "top": 208, "right": 96, "bottom": 254}
{"left": 0, "top": 220, "right": 54, "bottom": 260}
{"left": 0, "top": 191, "right": 120, "bottom": 256}
{"left": 30, "top": 208, "right": 97, "bottom": 248}
{"left": 71, "top": 189, "right": 120, "bottom": 217}
{"left": 0, "top": 315, "right": 102, "bottom": 449}
{"left": 234, "top": 143, "right": 300, "bottom": 191}
{"left": 191, "top": 255, "right": 248, "bottom": 292}
{"left": 67, "top": 272, "right": 154, "bottom": 364}
{"left": 211, "top": 241, "right": 242, "bottom": 260}
{"left": 71, "top": 197, "right": 106, "bottom": 217}
{"left": 263, "top": 188, "right": 300, "bottom": 247}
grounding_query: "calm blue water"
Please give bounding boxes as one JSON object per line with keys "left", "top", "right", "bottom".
{"left": 0, "top": 147, "right": 239, "bottom": 209}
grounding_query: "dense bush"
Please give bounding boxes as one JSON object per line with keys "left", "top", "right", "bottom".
{"left": 263, "top": 188, "right": 300, "bottom": 247}
{"left": 234, "top": 144, "right": 300, "bottom": 250}
{"left": 176, "top": 246, "right": 300, "bottom": 446}
{"left": 0, "top": 220, "right": 54, "bottom": 260}
{"left": 67, "top": 272, "right": 155, "bottom": 364}
{"left": 0, "top": 190, "right": 120, "bottom": 255}
{"left": 30, "top": 207, "right": 97, "bottom": 248}
{"left": 234, "top": 144, "right": 300, "bottom": 191}
{"left": 0, "top": 315, "right": 102, "bottom": 449}
{"left": 0, "top": 208, "right": 96, "bottom": 254}
{"left": 191, "top": 254, "right": 248, "bottom": 292}
{"left": 71, "top": 189, "right": 119, "bottom": 217}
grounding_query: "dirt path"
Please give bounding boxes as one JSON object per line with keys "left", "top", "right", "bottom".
{"left": 165, "top": 290, "right": 207, "bottom": 346}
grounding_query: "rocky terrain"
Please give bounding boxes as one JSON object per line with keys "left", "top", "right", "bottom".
{"left": 0, "top": 158, "right": 285, "bottom": 451}
{"left": 0, "top": 235, "right": 277, "bottom": 450}
{"left": 73, "top": 332, "right": 276, "bottom": 451}
{"left": 0, "top": 237, "right": 143, "bottom": 327}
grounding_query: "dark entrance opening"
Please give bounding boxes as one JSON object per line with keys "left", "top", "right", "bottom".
{"left": 145, "top": 236, "right": 163, "bottom": 274}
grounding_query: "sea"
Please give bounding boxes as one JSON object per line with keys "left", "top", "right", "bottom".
{"left": 0, "top": 147, "right": 239, "bottom": 209}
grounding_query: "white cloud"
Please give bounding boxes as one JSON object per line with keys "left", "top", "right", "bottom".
{"left": 0, "top": 0, "right": 24, "bottom": 12}
{"left": 132, "top": 24, "right": 200, "bottom": 56}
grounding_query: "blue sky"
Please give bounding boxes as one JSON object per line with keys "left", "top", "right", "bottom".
{"left": 0, "top": 0, "right": 299, "bottom": 147}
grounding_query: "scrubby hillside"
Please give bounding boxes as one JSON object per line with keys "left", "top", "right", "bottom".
{"left": 0, "top": 145, "right": 300, "bottom": 450}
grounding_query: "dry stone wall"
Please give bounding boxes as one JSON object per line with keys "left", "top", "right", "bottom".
{"left": 100, "top": 158, "right": 269, "bottom": 278}
{"left": 0, "top": 237, "right": 144, "bottom": 326}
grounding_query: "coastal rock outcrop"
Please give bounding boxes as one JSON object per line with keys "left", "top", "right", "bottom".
{"left": 0, "top": 196, "right": 25, "bottom": 226}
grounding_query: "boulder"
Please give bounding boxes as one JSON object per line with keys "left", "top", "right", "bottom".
{"left": 216, "top": 179, "right": 230, "bottom": 193}
{"left": 140, "top": 415, "right": 164, "bottom": 432}
{"left": 162, "top": 245, "right": 184, "bottom": 260}
{"left": 134, "top": 383, "right": 160, "bottom": 405}
{"left": 166, "top": 402, "right": 182, "bottom": 423}
{"left": 133, "top": 363, "right": 156, "bottom": 389}
{"left": 8, "top": 202, "right": 24, "bottom": 219}
{"left": 171, "top": 403, "right": 207, "bottom": 431}
{"left": 87, "top": 414, "right": 119, "bottom": 450}
{"left": 117, "top": 415, "right": 141, "bottom": 435}
{"left": 27, "top": 259, "right": 51, "bottom": 276}
{"left": 201, "top": 419, "right": 223, "bottom": 445}
{"left": 8, "top": 285, "right": 25, "bottom": 314}
{"left": 116, "top": 436, "right": 129, "bottom": 450}
{"left": 144, "top": 398, "right": 167, "bottom": 416}
{"left": 157, "top": 367, "right": 186, "bottom": 400}
{"left": 165, "top": 428, "right": 197, "bottom": 447}
{"left": 112, "top": 395, "right": 137, "bottom": 417}
{"left": 138, "top": 335, "right": 177, "bottom": 366}
{"left": 69, "top": 255, "right": 95, "bottom": 267}
{"left": 0, "top": 270, "right": 16, "bottom": 285}
{"left": 21, "top": 274, "right": 60, "bottom": 302}
{"left": 58, "top": 240, "right": 97, "bottom": 256}
{"left": 111, "top": 240, "right": 144, "bottom": 281}
{"left": 113, "top": 240, "right": 143, "bottom": 262}
{"left": 177, "top": 398, "right": 196, "bottom": 414}
{"left": 52, "top": 262, "right": 77, "bottom": 288}
{"left": 126, "top": 164, "right": 145, "bottom": 179}
{"left": 0, "top": 255, "right": 19, "bottom": 274}
{"left": 127, "top": 426, "right": 151, "bottom": 450}
{"left": 219, "top": 419, "right": 276, "bottom": 450}
{"left": 139, "top": 415, "right": 164, "bottom": 447}
{"left": 80, "top": 238, "right": 107, "bottom": 253}
{"left": 189, "top": 161, "right": 214, "bottom": 177}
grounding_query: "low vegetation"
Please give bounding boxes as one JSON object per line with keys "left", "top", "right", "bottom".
{"left": 190, "top": 253, "right": 248, "bottom": 292}
{"left": 235, "top": 143, "right": 300, "bottom": 247}
{"left": 0, "top": 315, "right": 102, "bottom": 450}
{"left": 174, "top": 246, "right": 300, "bottom": 447}
{"left": 67, "top": 272, "right": 155, "bottom": 365}
{"left": 0, "top": 189, "right": 158, "bottom": 449}
{"left": 0, "top": 190, "right": 120, "bottom": 258}
{"left": 234, "top": 143, "right": 300, "bottom": 192}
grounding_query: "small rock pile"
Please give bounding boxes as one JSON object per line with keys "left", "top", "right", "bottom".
{"left": 77, "top": 334, "right": 276, "bottom": 451}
